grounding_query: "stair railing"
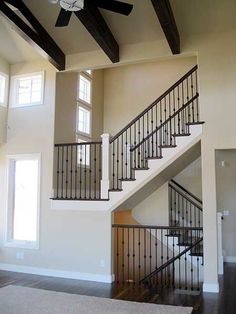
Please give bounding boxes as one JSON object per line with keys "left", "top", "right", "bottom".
{"left": 109, "top": 65, "right": 199, "bottom": 191}
{"left": 168, "top": 180, "right": 203, "bottom": 228}
{"left": 53, "top": 66, "right": 201, "bottom": 200}
{"left": 113, "top": 224, "right": 203, "bottom": 292}
{"left": 140, "top": 236, "right": 203, "bottom": 291}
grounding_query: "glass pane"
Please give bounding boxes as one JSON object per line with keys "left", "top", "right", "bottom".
{"left": 78, "top": 107, "right": 90, "bottom": 134}
{"left": 16, "top": 74, "right": 43, "bottom": 106}
{"left": 13, "top": 159, "right": 39, "bottom": 242}
{"left": 79, "top": 75, "right": 91, "bottom": 103}
{"left": 18, "top": 79, "right": 31, "bottom": 93}
{"left": 85, "top": 70, "right": 92, "bottom": 75}
{"left": 31, "top": 91, "right": 41, "bottom": 103}
{"left": 18, "top": 93, "right": 31, "bottom": 105}
{"left": 32, "top": 78, "right": 41, "bottom": 92}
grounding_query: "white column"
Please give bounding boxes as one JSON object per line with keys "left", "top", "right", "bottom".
{"left": 101, "top": 133, "right": 110, "bottom": 199}
{"left": 217, "top": 212, "right": 224, "bottom": 275}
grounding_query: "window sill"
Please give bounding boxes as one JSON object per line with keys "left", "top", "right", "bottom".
{"left": 10, "top": 102, "right": 44, "bottom": 109}
{"left": 4, "top": 241, "right": 39, "bottom": 250}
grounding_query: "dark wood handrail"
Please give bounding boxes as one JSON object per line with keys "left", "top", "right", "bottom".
{"left": 110, "top": 65, "right": 198, "bottom": 143}
{"left": 170, "top": 179, "right": 202, "bottom": 204}
{"left": 112, "top": 224, "right": 203, "bottom": 231}
{"left": 55, "top": 141, "right": 102, "bottom": 147}
{"left": 130, "top": 94, "right": 199, "bottom": 151}
{"left": 169, "top": 184, "right": 203, "bottom": 211}
{"left": 140, "top": 237, "right": 203, "bottom": 283}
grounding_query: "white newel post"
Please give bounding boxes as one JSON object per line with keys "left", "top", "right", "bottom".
{"left": 217, "top": 212, "right": 224, "bottom": 275}
{"left": 101, "top": 133, "right": 110, "bottom": 199}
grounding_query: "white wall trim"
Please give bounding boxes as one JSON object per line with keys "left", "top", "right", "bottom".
{"left": 224, "top": 256, "right": 236, "bottom": 263}
{"left": 203, "top": 282, "right": 219, "bottom": 293}
{"left": 0, "top": 263, "right": 113, "bottom": 283}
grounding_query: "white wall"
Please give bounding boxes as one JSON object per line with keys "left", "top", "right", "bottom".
{"left": 0, "top": 55, "right": 9, "bottom": 144}
{"left": 0, "top": 60, "right": 112, "bottom": 282}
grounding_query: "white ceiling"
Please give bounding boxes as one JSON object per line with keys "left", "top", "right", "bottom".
{"left": 0, "top": 16, "right": 41, "bottom": 64}
{"left": 22, "top": 0, "right": 165, "bottom": 54}
{"left": 1, "top": 0, "right": 236, "bottom": 65}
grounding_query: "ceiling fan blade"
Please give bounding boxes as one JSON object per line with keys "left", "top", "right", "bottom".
{"left": 89, "top": 0, "right": 133, "bottom": 16}
{"left": 55, "top": 9, "right": 72, "bottom": 27}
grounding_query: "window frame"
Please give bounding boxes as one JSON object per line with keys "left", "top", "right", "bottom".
{"left": 5, "top": 153, "right": 41, "bottom": 250}
{"left": 77, "top": 70, "right": 92, "bottom": 137}
{"left": 10, "top": 71, "right": 45, "bottom": 108}
{"left": 0, "top": 72, "right": 9, "bottom": 107}
{"left": 77, "top": 102, "right": 92, "bottom": 138}
{"left": 77, "top": 71, "right": 92, "bottom": 106}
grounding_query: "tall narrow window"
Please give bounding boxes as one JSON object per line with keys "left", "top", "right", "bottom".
{"left": 6, "top": 154, "right": 41, "bottom": 249}
{"left": 76, "top": 70, "right": 92, "bottom": 165}
{"left": 78, "top": 75, "right": 91, "bottom": 104}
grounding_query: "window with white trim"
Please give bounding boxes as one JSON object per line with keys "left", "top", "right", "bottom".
{"left": 6, "top": 154, "right": 41, "bottom": 249}
{"left": 10, "top": 72, "right": 44, "bottom": 108}
{"left": 77, "top": 70, "right": 92, "bottom": 165}
{"left": 0, "top": 72, "right": 8, "bottom": 107}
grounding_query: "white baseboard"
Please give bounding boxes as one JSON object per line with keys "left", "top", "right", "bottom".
{"left": 0, "top": 263, "right": 113, "bottom": 283}
{"left": 203, "top": 282, "right": 219, "bottom": 293}
{"left": 224, "top": 256, "right": 236, "bottom": 263}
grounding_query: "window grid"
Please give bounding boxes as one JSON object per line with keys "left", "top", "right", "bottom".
{"left": 11, "top": 72, "right": 44, "bottom": 108}
{"left": 77, "top": 70, "right": 92, "bottom": 164}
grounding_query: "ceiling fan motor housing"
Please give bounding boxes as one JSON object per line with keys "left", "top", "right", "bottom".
{"left": 60, "top": 0, "right": 84, "bottom": 12}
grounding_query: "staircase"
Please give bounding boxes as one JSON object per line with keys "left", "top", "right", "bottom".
{"left": 51, "top": 65, "right": 204, "bottom": 212}
{"left": 113, "top": 180, "right": 203, "bottom": 294}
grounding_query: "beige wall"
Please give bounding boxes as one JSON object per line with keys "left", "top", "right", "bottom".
{"left": 92, "top": 70, "right": 104, "bottom": 141}
{"left": 0, "top": 60, "right": 112, "bottom": 279}
{"left": 54, "top": 70, "right": 104, "bottom": 144}
{"left": 54, "top": 72, "right": 78, "bottom": 144}
{"left": 215, "top": 150, "right": 236, "bottom": 259}
{"left": 103, "top": 57, "right": 197, "bottom": 135}
{"left": 132, "top": 183, "right": 169, "bottom": 226}
{"left": 190, "top": 29, "right": 236, "bottom": 290}
{"left": 174, "top": 157, "right": 202, "bottom": 200}
{"left": 0, "top": 55, "right": 9, "bottom": 144}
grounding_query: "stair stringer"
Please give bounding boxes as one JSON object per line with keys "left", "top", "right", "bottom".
{"left": 51, "top": 125, "right": 202, "bottom": 212}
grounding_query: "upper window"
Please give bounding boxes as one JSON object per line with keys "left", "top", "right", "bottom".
{"left": 0, "top": 73, "right": 8, "bottom": 107}
{"left": 10, "top": 72, "right": 44, "bottom": 108}
{"left": 6, "top": 154, "right": 41, "bottom": 249}
{"left": 78, "top": 73, "right": 91, "bottom": 104}
{"left": 78, "top": 106, "right": 91, "bottom": 135}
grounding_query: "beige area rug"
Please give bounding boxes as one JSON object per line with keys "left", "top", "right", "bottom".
{"left": 0, "top": 285, "right": 192, "bottom": 314}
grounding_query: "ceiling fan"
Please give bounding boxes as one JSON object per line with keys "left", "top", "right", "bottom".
{"left": 48, "top": 0, "right": 134, "bottom": 27}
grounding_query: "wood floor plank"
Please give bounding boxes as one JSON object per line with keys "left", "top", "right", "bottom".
{"left": 0, "top": 263, "right": 235, "bottom": 313}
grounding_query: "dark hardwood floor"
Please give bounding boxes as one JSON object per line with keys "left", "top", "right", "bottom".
{"left": 0, "top": 263, "right": 235, "bottom": 313}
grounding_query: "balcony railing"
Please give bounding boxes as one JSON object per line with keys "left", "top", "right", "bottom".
{"left": 53, "top": 142, "right": 102, "bottom": 200}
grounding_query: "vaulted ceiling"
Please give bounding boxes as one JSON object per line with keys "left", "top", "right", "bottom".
{"left": 1, "top": 0, "right": 236, "bottom": 69}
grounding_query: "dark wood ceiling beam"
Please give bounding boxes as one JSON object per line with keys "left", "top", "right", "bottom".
{"left": 151, "top": 0, "right": 180, "bottom": 54}
{"left": 0, "top": 0, "right": 65, "bottom": 70}
{"left": 75, "top": 3, "right": 119, "bottom": 63}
